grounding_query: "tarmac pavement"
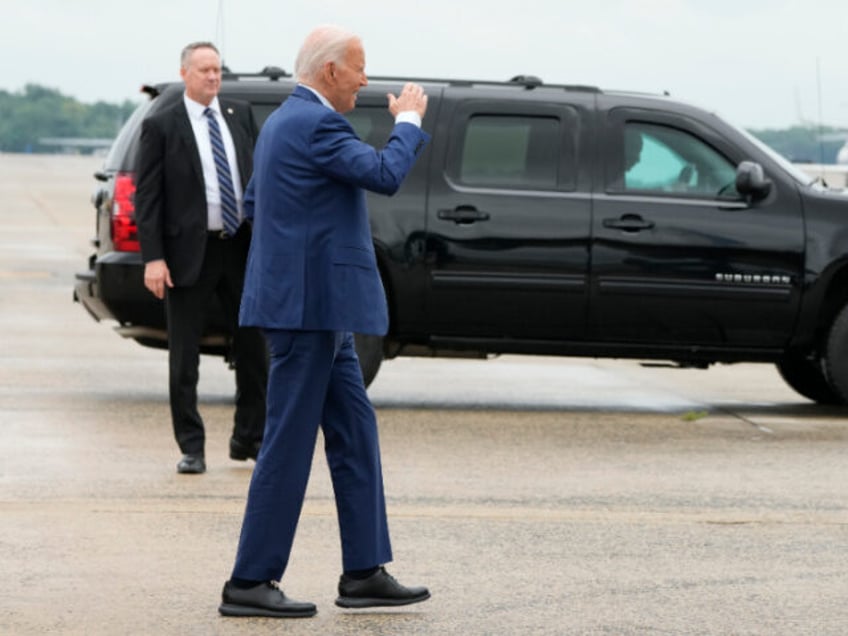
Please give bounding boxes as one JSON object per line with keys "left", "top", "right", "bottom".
{"left": 1, "top": 154, "right": 847, "bottom": 635}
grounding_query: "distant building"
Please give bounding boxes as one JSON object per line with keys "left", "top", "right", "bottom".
{"left": 38, "top": 137, "right": 113, "bottom": 155}
{"left": 796, "top": 163, "right": 848, "bottom": 188}
{"left": 838, "top": 141, "right": 848, "bottom": 165}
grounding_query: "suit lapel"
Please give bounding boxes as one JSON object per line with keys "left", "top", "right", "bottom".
{"left": 220, "top": 99, "right": 251, "bottom": 182}
{"left": 173, "top": 100, "right": 205, "bottom": 186}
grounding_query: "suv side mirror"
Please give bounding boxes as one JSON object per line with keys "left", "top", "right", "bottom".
{"left": 735, "top": 161, "right": 772, "bottom": 201}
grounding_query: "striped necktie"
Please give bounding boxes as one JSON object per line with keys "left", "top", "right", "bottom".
{"left": 203, "top": 107, "right": 240, "bottom": 236}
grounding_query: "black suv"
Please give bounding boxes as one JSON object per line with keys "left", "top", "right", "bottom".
{"left": 75, "top": 69, "right": 848, "bottom": 404}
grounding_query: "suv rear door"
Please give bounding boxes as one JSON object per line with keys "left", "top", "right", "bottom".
{"left": 590, "top": 103, "right": 805, "bottom": 349}
{"left": 423, "top": 89, "right": 594, "bottom": 341}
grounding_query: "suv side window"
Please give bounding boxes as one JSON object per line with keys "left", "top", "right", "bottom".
{"left": 455, "top": 115, "right": 566, "bottom": 190}
{"left": 346, "top": 107, "right": 394, "bottom": 146}
{"left": 611, "top": 122, "right": 738, "bottom": 198}
{"left": 252, "top": 103, "right": 281, "bottom": 130}
{"left": 248, "top": 102, "right": 393, "bottom": 143}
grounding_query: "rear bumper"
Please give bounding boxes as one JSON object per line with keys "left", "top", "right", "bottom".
{"left": 74, "top": 267, "right": 115, "bottom": 322}
{"left": 73, "top": 250, "right": 229, "bottom": 354}
{"left": 73, "top": 250, "right": 165, "bottom": 330}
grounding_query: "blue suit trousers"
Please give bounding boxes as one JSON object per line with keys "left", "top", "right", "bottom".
{"left": 231, "top": 329, "right": 392, "bottom": 582}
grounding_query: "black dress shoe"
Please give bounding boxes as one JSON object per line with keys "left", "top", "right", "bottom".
{"left": 176, "top": 454, "right": 205, "bottom": 474}
{"left": 229, "top": 436, "right": 261, "bottom": 461}
{"left": 335, "top": 567, "right": 430, "bottom": 608}
{"left": 219, "top": 581, "right": 316, "bottom": 618}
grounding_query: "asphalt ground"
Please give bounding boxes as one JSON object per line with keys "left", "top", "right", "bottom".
{"left": 1, "top": 153, "right": 847, "bottom": 635}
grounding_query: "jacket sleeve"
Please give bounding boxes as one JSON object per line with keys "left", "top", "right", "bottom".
{"left": 243, "top": 176, "right": 255, "bottom": 220}
{"left": 134, "top": 116, "right": 166, "bottom": 263}
{"left": 309, "top": 112, "right": 429, "bottom": 196}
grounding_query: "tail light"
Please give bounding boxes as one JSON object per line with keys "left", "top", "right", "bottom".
{"left": 111, "top": 172, "right": 140, "bottom": 252}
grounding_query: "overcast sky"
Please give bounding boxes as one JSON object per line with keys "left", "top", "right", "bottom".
{"left": 3, "top": 0, "right": 847, "bottom": 130}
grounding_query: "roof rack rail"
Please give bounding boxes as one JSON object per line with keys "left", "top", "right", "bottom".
{"left": 365, "top": 74, "right": 601, "bottom": 93}
{"left": 212, "top": 69, "right": 600, "bottom": 93}
{"left": 221, "top": 66, "right": 292, "bottom": 81}
{"left": 509, "top": 75, "right": 543, "bottom": 88}
{"left": 140, "top": 84, "right": 161, "bottom": 98}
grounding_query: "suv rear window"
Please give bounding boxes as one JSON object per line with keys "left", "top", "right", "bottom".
{"left": 103, "top": 97, "right": 154, "bottom": 171}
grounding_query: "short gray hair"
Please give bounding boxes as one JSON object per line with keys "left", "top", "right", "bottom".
{"left": 294, "top": 25, "right": 360, "bottom": 83}
{"left": 180, "top": 41, "right": 220, "bottom": 69}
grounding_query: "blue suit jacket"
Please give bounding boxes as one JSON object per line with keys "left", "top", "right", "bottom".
{"left": 239, "top": 86, "right": 430, "bottom": 335}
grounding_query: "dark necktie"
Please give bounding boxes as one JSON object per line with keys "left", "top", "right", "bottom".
{"left": 203, "top": 107, "right": 240, "bottom": 236}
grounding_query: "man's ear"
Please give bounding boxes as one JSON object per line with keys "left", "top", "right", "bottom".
{"left": 323, "top": 61, "right": 336, "bottom": 84}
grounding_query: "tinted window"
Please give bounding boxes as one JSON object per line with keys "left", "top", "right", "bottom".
{"left": 252, "top": 103, "right": 280, "bottom": 130}
{"left": 249, "top": 103, "right": 393, "bottom": 142}
{"left": 105, "top": 86, "right": 182, "bottom": 172}
{"left": 103, "top": 98, "right": 154, "bottom": 171}
{"left": 346, "top": 107, "right": 394, "bottom": 146}
{"left": 457, "top": 115, "right": 561, "bottom": 190}
{"left": 611, "top": 122, "right": 738, "bottom": 198}
{"left": 249, "top": 100, "right": 394, "bottom": 140}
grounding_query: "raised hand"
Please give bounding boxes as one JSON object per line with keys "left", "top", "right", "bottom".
{"left": 387, "top": 82, "right": 428, "bottom": 119}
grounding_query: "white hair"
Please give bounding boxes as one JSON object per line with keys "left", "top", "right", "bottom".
{"left": 180, "top": 41, "right": 219, "bottom": 70}
{"left": 294, "top": 25, "right": 360, "bottom": 83}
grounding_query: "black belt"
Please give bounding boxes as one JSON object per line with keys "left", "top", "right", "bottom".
{"left": 208, "top": 229, "right": 231, "bottom": 240}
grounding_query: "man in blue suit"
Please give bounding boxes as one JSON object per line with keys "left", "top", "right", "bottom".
{"left": 218, "top": 26, "right": 431, "bottom": 619}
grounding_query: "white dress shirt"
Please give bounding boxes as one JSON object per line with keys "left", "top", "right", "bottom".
{"left": 183, "top": 94, "right": 244, "bottom": 231}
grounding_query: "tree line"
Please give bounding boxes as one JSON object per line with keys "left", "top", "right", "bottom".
{"left": 752, "top": 126, "right": 846, "bottom": 165}
{"left": 0, "top": 83, "right": 845, "bottom": 163}
{"left": 0, "top": 84, "right": 138, "bottom": 153}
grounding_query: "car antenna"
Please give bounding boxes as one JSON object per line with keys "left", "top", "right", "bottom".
{"left": 216, "top": 0, "right": 227, "bottom": 64}
{"left": 816, "top": 57, "right": 826, "bottom": 170}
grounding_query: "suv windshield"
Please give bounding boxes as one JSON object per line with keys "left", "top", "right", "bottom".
{"left": 737, "top": 126, "right": 815, "bottom": 187}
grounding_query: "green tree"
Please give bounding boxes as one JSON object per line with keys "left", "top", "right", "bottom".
{"left": 0, "top": 84, "right": 138, "bottom": 153}
{"left": 747, "top": 125, "right": 847, "bottom": 164}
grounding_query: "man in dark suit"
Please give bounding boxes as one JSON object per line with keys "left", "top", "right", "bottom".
{"left": 135, "top": 42, "right": 267, "bottom": 475}
{"left": 217, "top": 26, "right": 430, "bottom": 618}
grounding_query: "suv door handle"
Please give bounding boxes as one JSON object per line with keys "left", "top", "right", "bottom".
{"left": 602, "top": 214, "right": 655, "bottom": 232}
{"left": 437, "top": 206, "right": 491, "bottom": 224}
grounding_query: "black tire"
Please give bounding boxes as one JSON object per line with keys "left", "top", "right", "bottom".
{"left": 776, "top": 353, "right": 842, "bottom": 405}
{"left": 823, "top": 304, "right": 848, "bottom": 404}
{"left": 354, "top": 333, "right": 384, "bottom": 388}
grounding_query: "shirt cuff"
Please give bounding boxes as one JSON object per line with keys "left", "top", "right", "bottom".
{"left": 395, "top": 111, "right": 422, "bottom": 128}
